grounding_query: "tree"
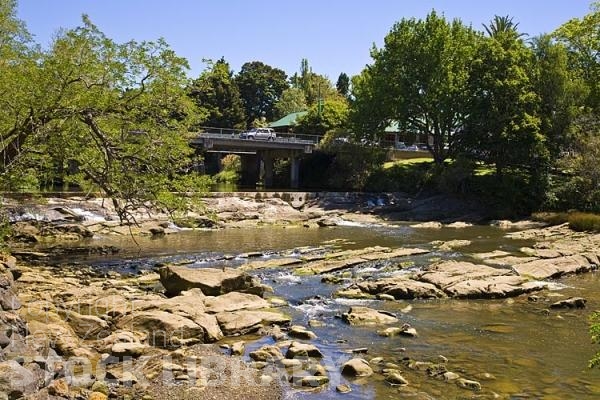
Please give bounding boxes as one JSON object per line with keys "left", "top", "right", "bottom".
{"left": 464, "top": 17, "right": 546, "bottom": 177}
{"left": 295, "top": 98, "right": 349, "bottom": 135}
{"left": 0, "top": 13, "right": 210, "bottom": 222}
{"left": 349, "top": 68, "right": 391, "bottom": 142}
{"left": 336, "top": 72, "right": 350, "bottom": 98}
{"left": 531, "top": 34, "right": 586, "bottom": 157}
{"left": 235, "top": 61, "right": 288, "bottom": 127}
{"left": 290, "top": 58, "right": 339, "bottom": 106}
{"left": 553, "top": 2, "right": 600, "bottom": 110}
{"left": 273, "top": 87, "right": 307, "bottom": 119}
{"left": 483, "top": 15, "right": 526, "bottom": 38}
{"left": 354, "top": 11, "right": 480, "bottom": 165}
{"left": 188, "top": 58, "right": 246, "bottom": 129}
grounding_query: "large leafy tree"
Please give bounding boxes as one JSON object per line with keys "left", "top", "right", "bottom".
{"left": 553, "top": 2, "right": 600, "bottom": 110}
{"left": 188, "top": 58, "right": 246, "bottom": 129}
{"left": 294, "top": 98, "right": 349, "bottom": 136}
{"left": 0, "top": 7, "right": 210, "bottom": 222}
{"left": 531, "top": 34, "right": 586, "bottom": 157}
{"left": 291, "top": 58, "right": 339, "bottom": 106}
{"left": 354, "top": 11, "right": 479, "bottom": 165}
{"left": 235, "top": 61, "right": 288, "bottom": 127}
{"left": 273, "top": 87, "right": 307, "bottom": 119}
{"left": 464, "top": 17, "right": 547, "bottom": 177}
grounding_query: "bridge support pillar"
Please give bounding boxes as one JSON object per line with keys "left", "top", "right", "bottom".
{"left": 240, "top": 154, "right": 259, "bottom": 187}
{"left": 290, "top": 155, "right": 300, "bottom": 189}
{"left": 262, "top": 152, "right": 274, "bottom": 188}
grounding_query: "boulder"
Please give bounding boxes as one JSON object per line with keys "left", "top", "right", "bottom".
{"left": 0, "top": 360, "right": 38, "bottom": 398}
{"left": 111, "top": 342, "right": 147, "bottom": 358}
{"left": 249, "top": 345, "right": 284, "bottom": 362}
{"left": 288, "top": 325, "right": 317, "bottom": 340}
{"left": 216, "top": 310, "right": 290, "bottom": 336}
{"left": 89, "top": 393, "right": 108, "bottom": 400}
{"left": 47, "top": 378, "right": 69, "bottom": 397}
{"left": 457, "top": 378, "right": 482, "bottom": 391}
{"left": 58, "top": 309, "right": 110, "bottom": 339}
{"left": 342, "top": 307, "right": 398, "bottom": 326}
{"left": 230, "top": 341, "right": 245, "bottom": 356}
{"left": 550, "top": 297, "right": 587, "bottom": 309}
{"left": 203, "top": 292, "right": 269, "bottom": 314}
{"left": 384, "top": 371, "right": 409, "bottom": 385}
{"left": 116, "top": 310, "right": 205, "bottom": 348}
{"left": 341, "top": 358, "right": 373, "bottom": 377}
{"left": 285, "top": 341, "right": 324, "bottom": 359}
{"left": 158, "top": 265, "right": 263, "bottom": 296}
{"left": 296, "top": 375, "right": 329, "bottom": 387}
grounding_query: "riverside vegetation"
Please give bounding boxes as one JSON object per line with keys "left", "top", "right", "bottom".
{"left": 2, "top": 0, "right": 600, "bottom": 398}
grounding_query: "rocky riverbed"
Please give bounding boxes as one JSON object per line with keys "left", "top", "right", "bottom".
{"left": 2, "top": 194, "right": 600, "bottom": 399}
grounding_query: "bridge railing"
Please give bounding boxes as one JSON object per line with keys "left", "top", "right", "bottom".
{"left": 193, "top": 127, "right": 323, "bottom": 144}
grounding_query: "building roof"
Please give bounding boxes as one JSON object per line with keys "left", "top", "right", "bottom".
{"left": 268, "top": 111, "right": 308, "bottom": 128}
{"left": 384, "top": 121, "right": 400, "bottom": 132}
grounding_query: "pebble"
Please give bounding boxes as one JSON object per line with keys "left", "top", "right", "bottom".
{"left": 336, "top": 383, "right": 352, "bottom": 393}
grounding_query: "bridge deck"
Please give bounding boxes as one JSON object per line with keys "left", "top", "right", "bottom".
{"left": 190, "top": 133, "right": 316, "bottom": 153}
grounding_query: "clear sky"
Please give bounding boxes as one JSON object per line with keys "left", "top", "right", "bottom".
{"left": 17, "top": 0, "right": 593, "bottom": 82}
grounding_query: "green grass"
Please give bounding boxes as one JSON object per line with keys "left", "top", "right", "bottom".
{"left": 383, "top": 158, "right": 433, "bottom": 169}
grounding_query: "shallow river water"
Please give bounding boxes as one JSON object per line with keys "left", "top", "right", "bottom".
{"left": 62, "top": 223, "right": 600, "bottom": 399}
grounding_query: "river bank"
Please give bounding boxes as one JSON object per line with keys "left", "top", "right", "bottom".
{"left": 2, "top": 194, "right": 600, "bottom": 399}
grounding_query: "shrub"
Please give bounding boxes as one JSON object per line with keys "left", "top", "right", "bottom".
{"left": 568, "top": 212, "right": 600, "bottom": 232}
{"left": 531, "top": 212, "right": 570, "bottom": 225}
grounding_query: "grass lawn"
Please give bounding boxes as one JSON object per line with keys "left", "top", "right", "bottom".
{"left": 383, "top": 157, "right": 495, "bottom": 176}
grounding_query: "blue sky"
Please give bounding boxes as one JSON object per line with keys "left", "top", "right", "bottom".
{"left": 17, "top": 1, "right": 592, "bottom": 82}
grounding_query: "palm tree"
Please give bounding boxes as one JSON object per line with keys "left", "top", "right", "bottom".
{"left": 483, "top": 15, "right": 527, "bottom": 39}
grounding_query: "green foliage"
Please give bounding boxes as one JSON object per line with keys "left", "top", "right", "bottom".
{"left": 336, "top": 72, "right": 350, "bottom": 98}
{"left": 531, "top": 34, "right": 585, "bottom": 157}
{"left": 591, "top": 311, "right": 600, "bottom": 368}
{"left": 295, "top": 99, "right": 349, "bottom": 135}
{"left": 553, "top": 2, "right": 600, "bottom": 110}
{"left": 291, "top": 58, "right": 339, "bottom": 106}
{"left": 464, "top": 17, "right": 548, "bottom": 179}
{"left": 235, "top": 61, "right": 288, "bottom": 127}
{"left": 355, "top": 11, "right": 480, "bottom": 165}
{"left": 274, "top": 87, "right": 307, "bottom": 119}
{"left": 0, "top": 9, "right": 211, "bottom": 223}
{"left": 365, "top": 159, "right": 434, "bottom": 193}
{"left": 546, "top": 116, "right": 600, "bottom": 212}
{"left": 214, "top": 154, "right": 241, "bottom": 184}
{"left": 188, "top": 58, "right": 245, "bottom": 129}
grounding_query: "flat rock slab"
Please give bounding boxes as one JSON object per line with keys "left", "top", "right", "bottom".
{"left": 417, "top": 261, "right": 511, "bottom": 289}
{"left": 239, "top": 258, "right": 303, "bottom": 271}
{"left": 442, "top": 275, "right": 546, "bottom": 299}
{"left": 158, "top": 265, "right": 262, "bottom": 296}
{"left": 203, "top": 292, "right": 269, "bottom": 314}
{"left": 356, "top": 276, "right": 445, "bottom": 299}
{"left": 512, "top": 255, "right": 595, "bottom": 280}
{"left": 295, "top": 247, "right": 429, "bottom": 275}
{"left": 416, "top": 261, "right": 547, "bottom": 299}
{"left": 216, "top": 310, "right": 290, "bottom": 336}
{"left": 342, "top": 306, "right": 398, "bottom": 325}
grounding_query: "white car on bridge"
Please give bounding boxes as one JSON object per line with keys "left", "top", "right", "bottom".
{"left": 239, "top": 128, "right": 277, "bottom": 141}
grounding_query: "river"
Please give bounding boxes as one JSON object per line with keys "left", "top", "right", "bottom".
{"left": 59, "top": 223, "right": 600, "bottom": 399}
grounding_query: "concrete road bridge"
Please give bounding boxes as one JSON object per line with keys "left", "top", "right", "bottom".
{"left": 189, "top": 130, "right": 320, "bottom": 189}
